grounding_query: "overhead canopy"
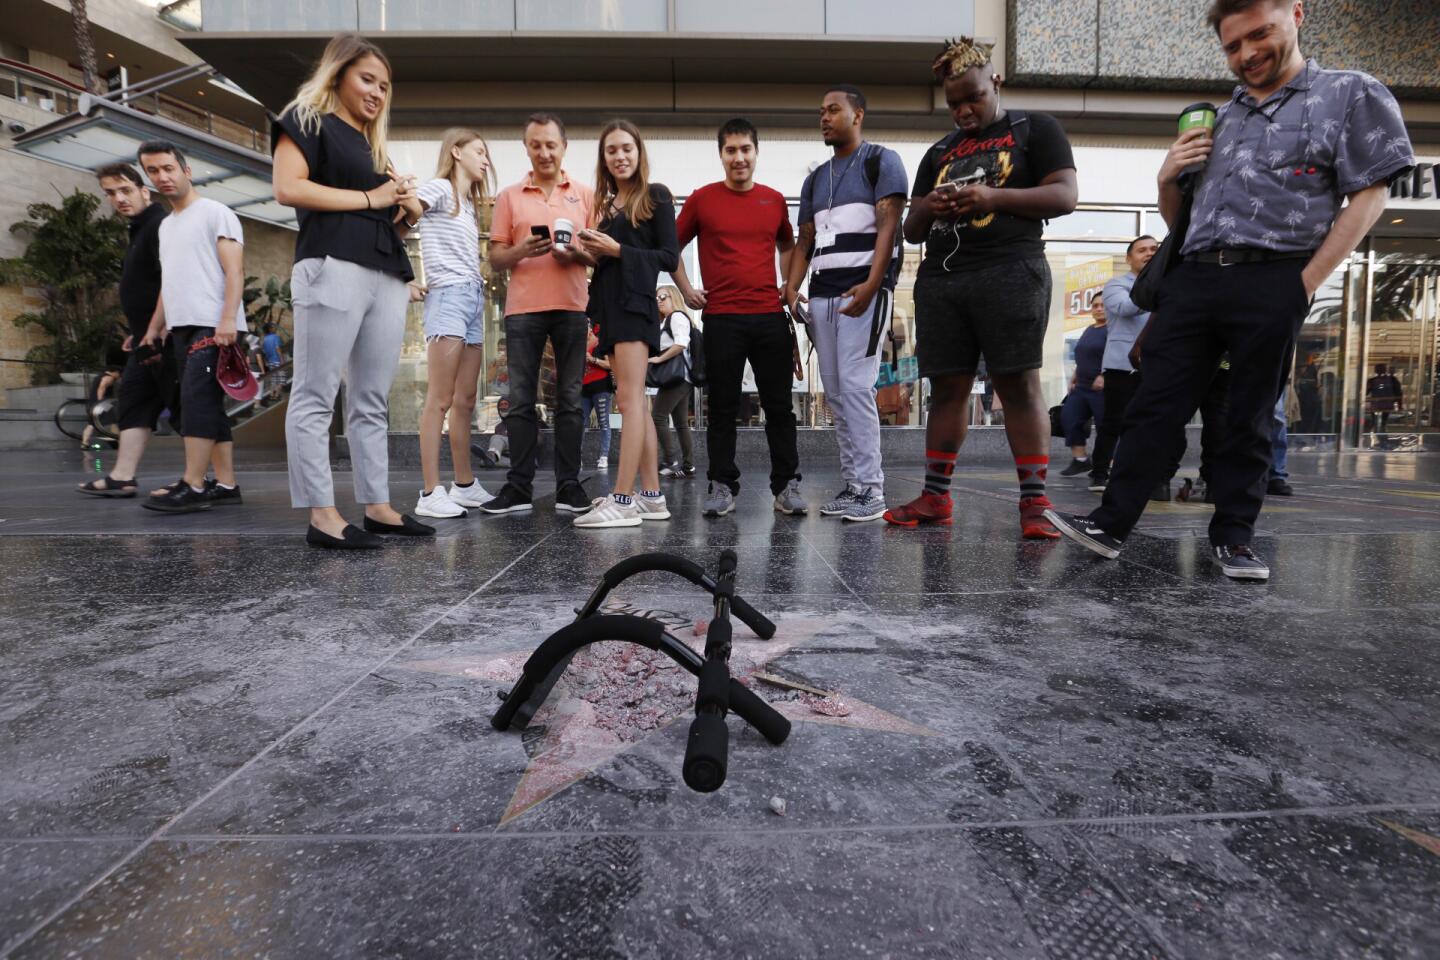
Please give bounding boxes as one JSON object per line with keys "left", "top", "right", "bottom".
{"left": 12, "top": 88, "right": 294, "bottom": 230}
{"left": 178, "top": 32, "right": 950, "bottom": 118}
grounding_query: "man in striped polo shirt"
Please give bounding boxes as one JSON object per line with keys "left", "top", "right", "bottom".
{"left": 784, "top": 84, "right": 908, "bottom": 522}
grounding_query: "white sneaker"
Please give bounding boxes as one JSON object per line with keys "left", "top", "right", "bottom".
{"left": 447, "top": 480, "right": 493, "bottom": 508}
{"left": 573, "top": 494, "right": 642, "bottom": 528}
{"left": 637, "top": 493, "right": 670, "bottom": 521}
{"left": 596, "top": 456, "right": 609, "bottom": 469}
{"left": 415, "top": 486, "right": 466, "bottom": 519}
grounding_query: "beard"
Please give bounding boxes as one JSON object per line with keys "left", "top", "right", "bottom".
{"left": 1234, "top": 34, "right": 1297, "bottom": 89}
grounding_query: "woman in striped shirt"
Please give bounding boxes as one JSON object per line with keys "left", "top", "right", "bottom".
{"left": 414, "top": 128, "right": 498, "bottom": 519}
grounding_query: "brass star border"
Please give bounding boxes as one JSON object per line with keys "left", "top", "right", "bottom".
{"left": 398, "top": 601, "right": 938, "bottom": 825}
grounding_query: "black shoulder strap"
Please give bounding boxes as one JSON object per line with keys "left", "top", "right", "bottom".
{"left": 1007, "top": 109, "right": 1030, "bottom": 150}
{"left": 863, "top": 143, "right": 882, "bottom": 188}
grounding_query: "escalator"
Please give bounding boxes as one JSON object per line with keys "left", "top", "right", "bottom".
{"left": 68, "top": 364, "right": 292, "bottom": 449}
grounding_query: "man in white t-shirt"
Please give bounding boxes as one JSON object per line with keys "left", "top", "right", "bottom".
{"left": 137, "top": 140, "right": 248, "bottom": 514}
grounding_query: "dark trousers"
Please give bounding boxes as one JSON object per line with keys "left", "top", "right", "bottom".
{"left": 651, "top": 381, "right": 694, "bottom": 469}
{"left": 116, "top": 344, "right": 178, "bottom": 433}
{"left": 703, "top": 312, "right": 800, "bottom": 495}
{"left": 504, "top": 310, "right": 586, "bottom": 497}
{"left": 1060, "top": 386, "right": 1104, "bottom": 447}
{"left": 1092, "top": 260, "right": 1307, "bottom": 546}
{"left": 1090, "top": 369, "right": 1141, "bottom": 480}
{"left": 1166, "top": 365, "right": 1231, "bottom": 487}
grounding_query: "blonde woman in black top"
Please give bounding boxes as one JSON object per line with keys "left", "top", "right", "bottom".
{"left": 573, "top": 119, "right": 679, "bottom": 528}
{"left": 272, "top": 33, "right": 433, "bottom": 549}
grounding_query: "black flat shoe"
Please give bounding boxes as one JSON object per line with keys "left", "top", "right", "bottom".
{"left": 363, "top": 514, "right": 436, "bottom": 537}
{"left": 306, "top": 524, "right": 384, "bottom": 550}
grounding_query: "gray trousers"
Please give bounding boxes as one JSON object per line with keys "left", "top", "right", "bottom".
{"left": 809, "top": 292, "right": 888, "bottom": 491}
{"left": 651, "top": 381, "right": 693, "bottom": 469}
{"left": 285, "top": 256, "right": 408, "bottom": 508}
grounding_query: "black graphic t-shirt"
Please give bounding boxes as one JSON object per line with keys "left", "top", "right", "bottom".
{"left": 911, "top": 111, "right": 1074, "bottom": 275}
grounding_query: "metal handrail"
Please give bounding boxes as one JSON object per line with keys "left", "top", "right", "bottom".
{"left": 2, "top": 58, "right": 268, "bottom": 153}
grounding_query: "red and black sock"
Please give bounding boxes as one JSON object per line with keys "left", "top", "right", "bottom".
{"left": 924, "top": 449, "right": 958, "bottom": 497}
{"left": 1016, "top": 455, "right": 1048, "bottom": 501}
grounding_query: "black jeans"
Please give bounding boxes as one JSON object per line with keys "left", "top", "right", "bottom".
{"left": 504, "top": 310, "right": 586, "bottom": 497}
{"left": 1092, "top": 259, "right": 1308, "bottom": 547}
{"left": 703, "top": 312, "right": 800, "bottom": 495}
{"left": 1089, "top": 369, "right": 1141, "bottom": 481}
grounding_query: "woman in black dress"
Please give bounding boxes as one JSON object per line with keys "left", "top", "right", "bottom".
{"left": 573, "top": 120, "right": 679, "bottom": 528}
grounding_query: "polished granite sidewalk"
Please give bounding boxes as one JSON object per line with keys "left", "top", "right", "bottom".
{"left": 1, "top": 447, "right": 1438, "bottom": 959}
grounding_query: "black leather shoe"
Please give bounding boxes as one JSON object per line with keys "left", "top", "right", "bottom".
{"left": 206, "top": 482, "right": 244, "bottom": 506}
{"left": 306, "top": 524, "right": 384, "bottom": 549}
{"left": 1267, "top": 478, "right": 1294, "bottom": 496}
{"left": 142, "top": 483, "right": 213, "bottom": 514}
{"left": 363, "top": 514, "right": 436, "bottom": 537}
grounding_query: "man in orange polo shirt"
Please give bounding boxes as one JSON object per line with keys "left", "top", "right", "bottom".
{"left": 482, "top": 112, "right": 597, "bottom": 515}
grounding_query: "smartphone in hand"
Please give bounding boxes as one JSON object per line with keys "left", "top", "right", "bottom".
{"left": 530, "top": 225, "right": 551, "bottom": 240}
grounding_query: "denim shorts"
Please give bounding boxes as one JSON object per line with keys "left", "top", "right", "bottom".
{"left": 423, "top": 281, "right": 484, "bottom": 344}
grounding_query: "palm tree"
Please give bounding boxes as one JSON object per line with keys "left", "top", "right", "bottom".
{"left": 1283, "top": 209, "right": 1306, "bottom": 237}
{"left": 70, "top": 0, "right": 102, "bottom": 95}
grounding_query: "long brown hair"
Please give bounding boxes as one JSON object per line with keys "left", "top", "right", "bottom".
{"left": 282, "top": 33, "right": 394, "bottom": 173}
{"left": 592, "top": 119, "right": 655, "bottom": 228}
{"left": 434, "top": 128, "right": 496, "bottom": 222}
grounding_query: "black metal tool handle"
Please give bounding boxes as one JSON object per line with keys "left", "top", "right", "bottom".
{"left": 575, "top": 552, "right": 776, "bottom": 639}
{"left": 683, "top": 659, "right": 731, "bottom": 791}
{"left": 683, "top": 550, "right": 740, "bottom": 792}
{"left": 727, "top": 679, "right": 791, "bottom": 745}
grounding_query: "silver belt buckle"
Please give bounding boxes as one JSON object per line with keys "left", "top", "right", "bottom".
{"left": 1217, "top": 249, "right": 1235, "bottom": 267}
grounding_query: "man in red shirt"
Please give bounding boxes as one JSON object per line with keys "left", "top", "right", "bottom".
{"left": 672, "top": 118, "right": 805, "bottom": 518}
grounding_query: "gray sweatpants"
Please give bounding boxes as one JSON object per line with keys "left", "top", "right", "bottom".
{"left": 285, "top": 256, "right": 408, "bottom": 508}
{"left": 808, "top": 291, "right": 889, "bottom": 491}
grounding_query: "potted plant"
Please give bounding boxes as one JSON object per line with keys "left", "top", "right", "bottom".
{"left": 1, "top": 190, "right": 125, "bottom": 385}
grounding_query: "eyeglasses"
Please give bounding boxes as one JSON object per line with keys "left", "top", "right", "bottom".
{"left": 656, "top": 293, "right": 670, "bottom": 302}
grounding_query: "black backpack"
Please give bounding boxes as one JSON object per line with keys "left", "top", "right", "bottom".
{"left": 664, "top": 315, "right": 707, "bottom": 388}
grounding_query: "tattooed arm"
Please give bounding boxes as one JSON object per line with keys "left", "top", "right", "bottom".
{"left": 840, "top": 193, "right": 905, "bottom": 317}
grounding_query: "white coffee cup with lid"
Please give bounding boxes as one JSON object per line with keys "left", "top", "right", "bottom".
{"left": 553, "top": 218, "right": 575, "bottom": 250}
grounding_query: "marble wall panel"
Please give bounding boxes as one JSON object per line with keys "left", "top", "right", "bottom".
{"left": 1010, "top": 0, "right": 1440, "bottom": 99}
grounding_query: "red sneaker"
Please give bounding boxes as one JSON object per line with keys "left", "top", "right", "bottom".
{"left": 1020, "top": 496, "right": 1061, "bottom": 540}
{"left": 883, "top": 491, "right": 953, "bottom": 526}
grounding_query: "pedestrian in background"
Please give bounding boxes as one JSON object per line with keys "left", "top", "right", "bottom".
{"left": 1059, "top": 295, "right": 1108, "bottom": 477}
{"left": 652, "top": 285, "right": 697, "bottom": 480}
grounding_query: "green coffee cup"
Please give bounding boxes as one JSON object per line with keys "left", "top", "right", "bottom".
{"left": 1178, "top": 102, "right": 1218, "bottom": 135}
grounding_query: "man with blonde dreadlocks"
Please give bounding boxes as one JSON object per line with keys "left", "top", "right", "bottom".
{"left": 884, "top": 37, "right": 1077, "bottom": 537}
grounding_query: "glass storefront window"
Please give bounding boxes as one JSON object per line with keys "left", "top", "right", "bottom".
{"left": 1358, "top": 239, "right": 1440, "bottom": 449}
{"left": 1046, "top": 208, "right": 1142, "bottom": 242}
{"left": 379, "top": 194, "right": 1432, "bottom": 454}
{"left": 383, "top": 199, "right": 1155, "bottom": 436}
{"left": 1043, "top": 242, "right": 1130, "bottom": 406}
{"left": 1289, "top": 263, "right": 1352, "bottom": 444}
